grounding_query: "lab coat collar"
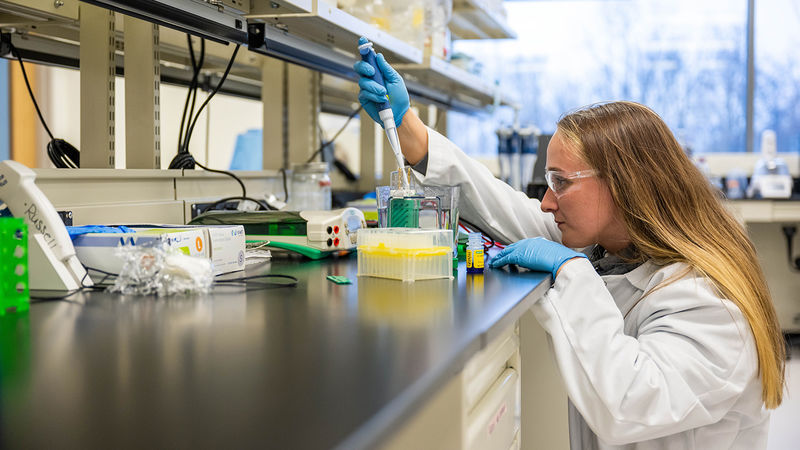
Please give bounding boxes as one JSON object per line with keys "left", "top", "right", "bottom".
{"left": 587, "top": 245, "right": 658, "bottom": 293}
{"left": 623, "top": 260, "right": 660, "bottom": 292}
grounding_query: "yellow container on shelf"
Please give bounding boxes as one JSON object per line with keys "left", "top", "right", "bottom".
{"left": 357, "top": 228, "right": 453, "bottom": 282}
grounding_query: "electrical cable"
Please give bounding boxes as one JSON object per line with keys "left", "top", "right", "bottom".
{"left": 333, "top": 158, "right": 358, "bottom": 182}
{"left": 10, "top": 44, "right": 53, "bottom": 140}
{"left": 177, "top": 36, "right": 205, "bottom": 154}
{"left": 184, "top": 38, "right": 204, "bottom": 151}
{"left": 279, "top": 167, "right": 289, "bottom": 202}
{"left": 306, "top": 106, "right": 362, "bottom": 163}
{"left": 214, "top": 273, "right": 299, "bottom": 289}
{"left": 193, "top": 159, "right": 249, "bottom": 198}
{"left": 29, "top": 267, "right": 112, "bottom": 302}
{"left": 8, "top": 40, "right": 80, "bottom": 168}
{"left": 167, "top": 43, "right": 251, "bottom": 208}
{"left": 199, "top": 196, "right": 270, "bottom": 214}
{"left": 459, "top": 220, "right": 505, "bottom": 250}
{"left": 181, "top": 44, "right": 240, "bottom": 156}
{"left": 30, "top": 267, "right": 299, "bottom": 303}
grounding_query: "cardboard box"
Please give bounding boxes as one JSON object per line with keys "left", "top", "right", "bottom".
{"left": 204, "top": 225, "right": 246, "bottom": 274}
{"left": 72, "top": 225, "right": 245, "bottom": 281}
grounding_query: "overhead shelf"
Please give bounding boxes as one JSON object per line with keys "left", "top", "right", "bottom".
{"left": 450, "top": 0, "right": 516, "bottom": 40}
{"left": 0, "top": 0, "right": 78, "bottom": 26}
{"left": 246, "top": 0, "right": 423, "bottom": 73}
{"left": 396, "top": 57, "right": 518, "bottom": 112}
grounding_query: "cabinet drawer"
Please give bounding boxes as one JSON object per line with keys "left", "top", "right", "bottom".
{"left": 465, "top": 368, "right": 519, "bottom": 450}
{"left": 463, "top": 326, "right": 519, "bottom": 411}
{"left": 509, "top": 430, "right": 520, "bottom": 450}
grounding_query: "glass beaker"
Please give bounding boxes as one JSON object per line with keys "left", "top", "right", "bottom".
{"left": 376, "top": 184, "right": 460, "bottom": 236}
{"left": 376, "top": 185, "right": 391, "bottom": 228}
{"left": 422, "top": 185, "right": 460, "bottom": 236}
{"left": 289, "top": 162, "right": 332, "bottom": 211}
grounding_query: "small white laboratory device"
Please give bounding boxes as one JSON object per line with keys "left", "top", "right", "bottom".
{"left": 190, "top": 208, "right": 366, "bottom": 259}
{"left": 748, "top": 130, "right": 793, "bottom": 199}
{"left": 0, "top": 160, "right": 91, "bottom": 290}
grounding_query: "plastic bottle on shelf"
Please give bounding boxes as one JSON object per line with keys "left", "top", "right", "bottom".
{"left": 466, "top": 232, "right": 484, "bottom": 274}
{"left": 496, "top": 126, "right": 513, "bottom": 185}
{"left": 365, "top": 0, "right": 391, "bottom": 32}
{"left": 341, "top": 0, "right": 390, "bottom": 31}
{"left": 389, "top": 0, "right": 426, "bottom": 50}
{"left": 694, "top": 156, "right": 723, "bottom": 192}
{"left": 519, "top": 126, "right": 539, "bottom": 190}
{"left": 425, "top": 0, "right": 452, "bottom": 60}
{"left": 725, "top": 168, "right": 749, "bottom": 199}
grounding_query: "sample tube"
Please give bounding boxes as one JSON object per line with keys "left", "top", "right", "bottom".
{"left": 496, "top": 127, "right": 512, "bottom": 185}
{"left": 519, "top": 126, "right": 538, "bottom": 190}
{"left": 466, "top": 232, "right": 484, "bottom": 274}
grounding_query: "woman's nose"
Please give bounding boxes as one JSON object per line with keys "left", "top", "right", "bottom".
{"left": 541, "top": 188, "right": 558, "bottom": 213}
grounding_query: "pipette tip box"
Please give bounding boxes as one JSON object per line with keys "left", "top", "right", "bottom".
{"left": 357, "top": 228, "right": 453, "bottom": 282}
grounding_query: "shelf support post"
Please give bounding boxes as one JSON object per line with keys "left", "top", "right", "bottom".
{"left": 79, "top": 3, "right": 116, "bottom": 168}
{"left": 261, "top": 56, "right": 286, "bottom": 170}
{"left": 287, "top": 64, "right": 320, "bottom": 166}
{"left": 123, "top": 17, "right": 160, "bottom": 169}
{"left": 358, "top": 116, "right": 382, "bottom": 191}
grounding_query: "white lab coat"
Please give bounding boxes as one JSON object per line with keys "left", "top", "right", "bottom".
{"left": 415, "top": 127, "right": 769, "bottom": 449}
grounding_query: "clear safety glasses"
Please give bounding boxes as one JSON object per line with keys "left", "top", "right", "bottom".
{"left": 544, "top": 169, "right": 597, "bottom": 197}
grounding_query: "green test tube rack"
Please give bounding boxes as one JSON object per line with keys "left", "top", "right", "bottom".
{"left": 388, "top": 197, "right": 420, "bottom": 228}
{"left": 1, "top": 218, "right": 30, "bottom": 315}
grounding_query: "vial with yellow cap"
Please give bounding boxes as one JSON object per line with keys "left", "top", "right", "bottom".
{"left": 466, "top": 232, "right": 484, "bottom": 274}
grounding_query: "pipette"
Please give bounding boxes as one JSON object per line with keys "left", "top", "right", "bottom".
{"left": 358, "top": 37, "right": 410, "bottom": 191}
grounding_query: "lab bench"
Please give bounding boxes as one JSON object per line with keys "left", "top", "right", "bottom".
{"left": 0, "top": 255, "right": 568, "bottom": 449}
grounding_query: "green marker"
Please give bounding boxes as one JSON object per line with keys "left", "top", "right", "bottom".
{"left": 326, "top": 275, "right": 352, "bottom": 285}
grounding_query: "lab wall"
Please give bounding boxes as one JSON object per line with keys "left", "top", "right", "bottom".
{"left": 42, "top": 64, "right": 262, "bottom": 170}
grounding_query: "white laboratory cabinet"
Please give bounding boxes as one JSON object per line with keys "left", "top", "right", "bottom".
{"left": 381, "top": 323, "right": 525, "bottom": 450}
{"left": 465, "top": 368, "right": 519, "bottom": 450}
{"left": 463, "top": 325, "right": 521, "bottom": 450}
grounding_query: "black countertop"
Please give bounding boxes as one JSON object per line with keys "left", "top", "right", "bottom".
{"left": 0, "top": 255, "right": 550, "bottom": 450}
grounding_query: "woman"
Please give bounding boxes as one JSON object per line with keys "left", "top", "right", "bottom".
{"left": 355, "top": 53, "right": 785, "bottom": 448}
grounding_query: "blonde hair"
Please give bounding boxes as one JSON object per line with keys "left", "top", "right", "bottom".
{"left": 557, "top": 101, "right": 785, "bottom": 408}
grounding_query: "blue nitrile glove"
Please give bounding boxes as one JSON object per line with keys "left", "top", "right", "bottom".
{"left": 489, "top": 237, "right": 587, "bottom": 278}
{"left": 67, "top": 225, "right": 136, "bottom": 239}
{"left": 353, "top": 52, "right": 409, "bottom": 128}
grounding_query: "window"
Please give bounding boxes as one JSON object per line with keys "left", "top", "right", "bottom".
{"left": 449, "top": 0, "right": 798, "bottom": 156}
{"left": 755, "top": 0, "right": 800, "bottom": 153}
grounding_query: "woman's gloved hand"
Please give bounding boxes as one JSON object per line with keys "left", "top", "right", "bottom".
{"left": 353, "top": 53, "right": 409, "bottom": 128}
{"left": 489, "top": 237, "right": 587, "bottom": 278}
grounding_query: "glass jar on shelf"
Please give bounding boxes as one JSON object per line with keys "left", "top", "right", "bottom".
{"left": 288, "top": 162, "right": 332, "bottom": 211}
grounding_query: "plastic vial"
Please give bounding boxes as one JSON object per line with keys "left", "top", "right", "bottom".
{"left": 466, "top": 232, "right": 484, "bottom": 274}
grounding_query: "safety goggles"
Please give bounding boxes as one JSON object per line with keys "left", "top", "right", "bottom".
{"left": 544, "top": 169, "right": 596, "bottom": 197}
